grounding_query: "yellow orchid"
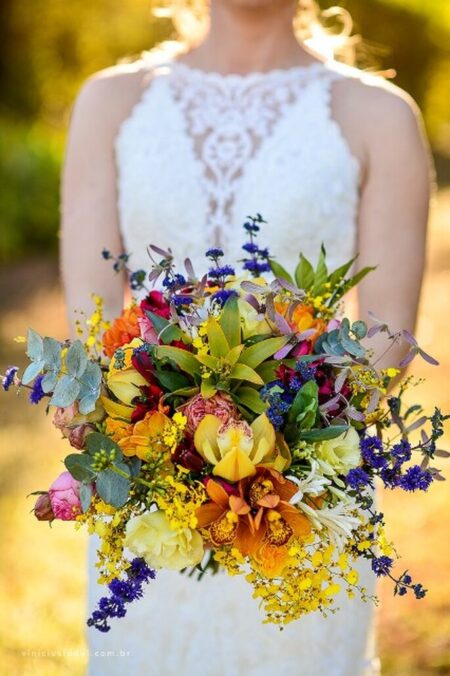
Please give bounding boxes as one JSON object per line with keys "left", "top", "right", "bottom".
{"left": 107, "top": 369, "right": 148, "bottom": 406}
{"left": 193, "top": 413, "right": 277, "bottom": 482}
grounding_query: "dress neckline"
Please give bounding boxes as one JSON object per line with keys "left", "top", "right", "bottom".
{"left": 170, "top": 59, "right": 330, "bottom": 87}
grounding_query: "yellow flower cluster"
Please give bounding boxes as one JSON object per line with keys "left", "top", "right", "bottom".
{"left": 162, "top": 412, "right": 187, "bottom": 453}
{"left": 245, "top": 535, "right": 368, "bottom": 626}
{"left": 213, "top": 548, "right": 246, "bottom": 576}
{"left": 75, "top": 294, "right": 110, "bottom": 353}
{"left": 76, "top": 496, "right": 134, "bottom": 584}
{"left": 192, "top": 322, "right": 209, "bottom": 356}
{"left": 155, "top": 472, "right": 206, "bottom": 532}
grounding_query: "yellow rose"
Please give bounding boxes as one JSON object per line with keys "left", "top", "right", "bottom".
{"left": 125, "top": 511, "right": 204, "bottom": 570}
{"left": 315, "top": 427, "right": 360, "bottom": 475}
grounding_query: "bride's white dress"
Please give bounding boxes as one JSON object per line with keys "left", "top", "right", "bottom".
{"left": 87, "top": 57, "right": 381, "bottom": 675}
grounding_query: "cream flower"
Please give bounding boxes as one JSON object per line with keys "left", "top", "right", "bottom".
{"left": 125, "top": 510, "right": 204, "bottom": 570}
{"left": 315, "top": 427, "right": 361, "bottom": 476}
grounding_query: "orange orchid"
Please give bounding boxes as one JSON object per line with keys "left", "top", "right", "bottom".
{"left": 118, "top": 410, "right": 170, "bottom": 460}
{"left": 196, "top": 468, "right": 311, "bottom": 561}
{"left": 102, "top": 305, "right": 143, "bottom": 358}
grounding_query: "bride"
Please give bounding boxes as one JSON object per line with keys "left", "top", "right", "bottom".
{"left": 61, "top": 1, "right": 431, "bottom": 674}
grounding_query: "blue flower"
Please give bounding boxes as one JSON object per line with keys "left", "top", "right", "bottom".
{"left": 371, "top": 555, "right": 393, "bottom": 577}
{"left": 2, "top": 366, "right": 18, "bottom": 392}
{"left": 211, "top": 289, "right": 238, "bottom": 307}
{"left": 380, "top": 466, "right": 401, "bottom": 489}
{"left": 360, "top": 436, "right": 388, "bottom": 469}
{"left": 208, "top": 265, "right": 235, "bottom": 279}
{"left": 87, "top": 558, "right": 155, "bottom": 632}
{"left": 129, "top": 270, "right": 147, "bottom": 291}
{"left": 243, "top": 221, "right": 260, "bottom": 233}
{"left": 205, "top": 248, "right": 224, "bottom": 259}
{"left": 101, "top": 249, "right": 112, "bottom": 260}
{"left": 29, "top": 375, "right": 45, "bottom": 404}
{"left": 295, "top": 361, "right": 317, "bottom": 382}
{"left": 346, "top": 467, "right": 372, "bottom": 490}
{"left": 171, "top": 294, "right": 194, "bottom": 307}
{"left": 391, "top": 440, "right": 412, "bottom": 467}
{"left": 413, "top": 583, "right": 426, "bottom": 599}
{"left": 260, "top": 381, "right": 293, "bottom": 430}
{"left": 242, "top": 242, "right": 259, "bottom": 254}
{"left": 243, "top": 260, "right": 271, "bottom": 274}
{"left": 399, "top": 465, "right": 433, "bottom": 492}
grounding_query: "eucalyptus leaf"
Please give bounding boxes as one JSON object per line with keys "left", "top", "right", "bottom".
{"left": 42, "top": 337, "right": 62, "bottom": 370}
{"left": 96, "top": 468, "right": 130, "bottom": 508}
{"left": 65, "top": 340, "right": 88, "bottom": 378}
{"left": 85, "top": 432, "right": 123, "bottom": 461}
{"left": 80, "top": 483, "right": 94, "bottom": 512}
{"left": 41, "top": 370, "right": 58, "bottom": 394}
{"left": 50, "top": 375, "right": 81, "bottom": 408}
{"left": 26, "top": 328, "right": 44, "bottom": 361}
{"left": 64, "top": 453, "right": 97, "bottom": 482}
{"left": 21, "top": 360, "right": 44, "bottom": 385}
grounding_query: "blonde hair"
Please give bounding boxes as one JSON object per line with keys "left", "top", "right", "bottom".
{"left": 151, "top": 0, "right": 360, "bottom": 66}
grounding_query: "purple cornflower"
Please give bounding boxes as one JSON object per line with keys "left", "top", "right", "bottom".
{"left": 399, "top": 465, "right": 433, "bottom": 492}
{"left": 212, "top": 289, "right": 238, "bottom": 307}
{"left": 380, "top": 466, "right": 401, "bottom": 489}
{"left": 243, "top": 260, "right": 271, "bottom": 274}
{"left": 208, "top": 265, "right": 235, "bottom": 279}
{"left": 87, "top": 558, "right": 155, "bottom": 633}
{"left": 391, "top": 440, "right": 412, "bottom": 468}
{"left": 2, "top": 366, "right": 18, "bottom": 391}
{"left": 171, "top": 294, "right": 194, "bottom": 307}
{"left": 295, "top": 361, "right": 317, "bottom": 382}
{"left": 371, "top": 555, "right": 394, "bottom": 577}
{"left": 205, "top": 248, "right": 224, "bottom": 259}
{"left": 346, "top": 467, "right": 372, "bottom": 490}
{"left": 360, "top": 436, "right": 388, "bottom": 469}
{"left": 29, "top": 375, "right": 45, "bottom": 404}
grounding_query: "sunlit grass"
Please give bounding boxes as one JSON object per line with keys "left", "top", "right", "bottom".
{"left": 0, "top": 191, "right": 449, "bottom": 675}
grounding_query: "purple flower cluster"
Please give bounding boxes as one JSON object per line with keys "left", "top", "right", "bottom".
{"left": 346, "top": 467, "right": 372, "bottom": 490}
{"left": 87, "top": 558, "right": 155, "bottom": 632}
{"left": 29, "top": 375, "right": 45, "bottom": 404}
{"left": 241, "top": 214, "right": 271, "bottom": 277}
{"left": 371, "top": 555, "right": 394, "bottom": 577}
{"left": 259, "top": 381, "right": 294, "bottom": 429}
{"left": 2, "top": 366, "right": 18, "bottom": 391}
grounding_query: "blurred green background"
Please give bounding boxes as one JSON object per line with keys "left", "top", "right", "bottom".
{"left": 0, "top": 2, "right": 450, "bottom": 675}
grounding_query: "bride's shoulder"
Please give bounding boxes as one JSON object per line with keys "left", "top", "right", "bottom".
{"left": 69, "top": 51, "right": 169, "bottom": 136}
{"left": 329, "top": 61, "right": 423, "bottom": 135}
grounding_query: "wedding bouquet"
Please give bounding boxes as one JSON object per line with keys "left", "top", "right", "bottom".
{"left": 3, "top": 215, "right": 448, "bottom": 632}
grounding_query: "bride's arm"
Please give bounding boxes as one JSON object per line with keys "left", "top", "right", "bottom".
{"left": 350, "top": 83, "right": 432, "bottom": 368}
{"left": 60, "top": 66, "right": 148, "bottom": 332}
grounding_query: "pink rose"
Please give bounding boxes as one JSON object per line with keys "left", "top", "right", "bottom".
{"left": 34, "top": 493, "right": 55, "bottom": 521}
{"left": 182, "top": 392, "right": 238, "bottom": 434}
{"left": 48, "top": 471, "right": 82, "bottom": 521}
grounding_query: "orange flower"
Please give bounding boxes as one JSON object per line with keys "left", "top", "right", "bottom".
{"left": 105, "top": 417, "right": 134, "bottom": 443}
{"left": 102, "top": 305, "right": 143, "bottom": 358}
{"left": 118, "top": 410, "right": 170, "bottom": 460}
{"left": 275, "top": 301, "right": 326, "bottom": 345}
{"left": 196, "top": 468, "right": 311, "bottom": 559}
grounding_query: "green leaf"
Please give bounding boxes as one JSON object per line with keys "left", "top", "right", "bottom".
{"left": 327, "top": 257, "right": 357, "bottom": 288}
{"left": 235, "top": 386, "right": 267, "bottom": 414}
{"left": 26, "top": 328, "right": 44, "bottom": 361}
{"left": 96, "top": 468, "right": 130, "bottom": 508}
{"left": 288, "top": 380, "right": 318, "bottom": 430}
{"left": 219, "top": 296, "right": 241, "bottom": 348}
{"left": 312, "top": 244, "right": 328, "bottom": 295}
{"left": 230, "top": 363, "right": 264, "bottom": 385}
{"left": 240, "top": 336, "right": 289, "bottom": 369}
{"left": 50, "top": 375, "right": 80, "bottom": 408}
{"left": 85, "top": 433, "right": 123, "bottom": 461}
{"left": 207, "top": 318, "right": 230, "bottom": 358}
{"left": 201, "top": 378, "right": 217, "bottom": 399}
{"left": 145, "top": 311, "right": 183, "bottom": 344}
{"left": 65, "top": 340, "right": 88, "bottom": 378}
{"left": 195, "top": 353, "right": 219, "bottom": 370}
{"left": 154, "top": 346, "right": 201, "bottom": 377}
{"left": 270, "top": 260, "right": 294, "bottom": 284}
{"left": 21, "top": 360, "right": 44, "bottom": 385}
{"left": 255, "top": 359, "right": 279, "bottom": 383}
{"left": 300, "top": 425, "right": 349, "bottom": 441}
{"left": 294, "top": 254, "right": 315, "bottom": 291}
{"left": 227, "top": 344, "right": 244, "bottom": 367}
{"left": 42, "top": 337, "right": 62, "bottom": 371}
{"left": 154, "top": 370, "right": 189, "bottom": 391}
{"left": 80, "top": 483, "right": 94, "bottom": 512}
{"left": 64, "top": 453, "right": 96, "bottom": 482}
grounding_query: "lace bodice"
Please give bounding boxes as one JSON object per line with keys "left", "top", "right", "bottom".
{"left": 88, "top": 59, "right": 380, "bottom": 676}
{"left": 115, "top": 59, "right": 361, "bottom": 278}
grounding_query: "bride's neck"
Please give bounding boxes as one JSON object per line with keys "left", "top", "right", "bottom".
{"left": 181, "top": 3, "right": 317, "bottom": 75}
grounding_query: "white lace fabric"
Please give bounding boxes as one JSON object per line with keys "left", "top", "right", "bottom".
{"left": 87, "top": 59, "right": 380, "bottom": 676}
